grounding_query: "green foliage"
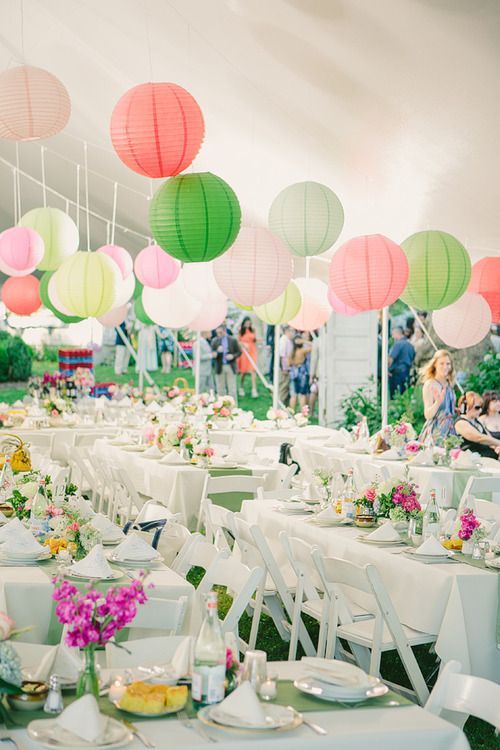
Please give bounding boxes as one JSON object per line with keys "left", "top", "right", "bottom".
{"left": 0, "top": 347, "right": 10, "bottom": 383}
{"left": 337, "top": 379, "right": 426, "bottom": 435}
{"left": 9, "top": 489, "right": 30, "bottom": 520}
{"left": 7, "top": 337, "right": 33, "bottom": 381}
{"left": 33, "top": 345, "right": 59, "bottom": 363}
{"left": 388, "top": 384, "right": 425, "bottom": 434}
{"left": 465, "top": 352, "right": 500, "bottom": 394}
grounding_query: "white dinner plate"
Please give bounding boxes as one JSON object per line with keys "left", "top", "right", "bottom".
{"left": 101, "top": 537, "right": 124, "bottom": 547}
{"left": 208, "top": 462, "right": 239, "bottom": 469}
{"left": 28, "top": 717, "right": 132, "bottom": 749}
{"left": 121, "top": 445, "right": 146, "bottom": 452}
{"left": 62, "top": 567, "right": 123, "bottom": 581}
{"left": 357, "top": 536, "right": 404, "bottom": 546}
{"left": 106, "top": 551, "right": 163, "bottom": 567}
{"left": 199, "top": 704, "right": 300, "bottom": 732}
{"left": 485, "top": 558, "right": 500, "bottom": 569}
{"left": 294, "top": 677, "right": 388, "bottom": 703}
{"left": 112, "top": 697, "right": 186, "bottom": 717}
{"left": 277, "top": 506, "right": 314, "bottom": 515}
{"left": 309, "top": 517, "right": 353, "bottom": 527}
{"left": 345, "top": 447, "right": 370, "bottom": 454}
{"left": 0, "top": 549, "right": 51, "bottom": 565}
{"left": 403, "top": 549, "right": 454, "bottom": 564}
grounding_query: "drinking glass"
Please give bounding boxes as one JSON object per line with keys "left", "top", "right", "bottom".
{"left": 241, "top": 650, "right": 267, "bottom": 691}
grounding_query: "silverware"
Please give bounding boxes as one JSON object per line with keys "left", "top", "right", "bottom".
{"left": 0, "top": 736, "right": 23, "bottom": 750}
{"left": 285, "top": 706, "right": 327, "bottom": 735}
{"left": 178, "top": 709, "right": 217, "bottom": 743}
{"left": 121, "top": 719, "right": 155, "bottom": 749}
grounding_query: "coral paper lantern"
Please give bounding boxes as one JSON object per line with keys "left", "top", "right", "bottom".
{"left": 400, "top": 230, "right": 471, "bottom": 310}
{"left": 188, "top": 299, "right": 227, "bottom": 331}
{"left": 288, "top": 278, "right": 331, "bottom": 332}
{"left": 110, "top": 82, "right": 204, "bottom": 178}
{"left": 329, "top": 234, "right": 408, "bottom": 311}
{"left": 98, "top": 304, "right": 128, "bottom": 328}
{"left": 142, "top": 274, "right": 202, "bottom": 329}
{"left": 432, "top": 293, "right": 491, "bottom": 348}
{"left": 327, "top": 286, "right": 361, "bottom": 316}
{"left": 39, "top": 272, "right": 82, "bottom": 323}
{"left": 18, "top": 207, "right": 78, "bottom": 271}
{"left": 0, "top": 227, "right": 44, "bottom": 276}
{"left": 97, "top": 244, "right": 133, "bottom": 280}
{"left": 0, "top": 65, "right": 70, "bottom": 141}
{"left": 269, "top": 181, "right": 344, "bottom": 257}
{"left": 468, "top": 257, "right": 500, "bottom": 324}
{"left": 182, "top": 262, "right": 225, "bottom": 303}
{"left": 2, "top": 275, "right": 41, "bottom": 315}
{"left": 55, "top": 252, "right": 120, "bottom": 318}
{"left": 149, "top": 172, "right": 241, "bottom": 263}
{"left": 213, "top": 227, "right": 293, "bottom": 307}
{"left": 254, "top": 281, "right": 302, "bottom": 325}
{"left": 134, "top": 245, "right": 180, "bottom": 289}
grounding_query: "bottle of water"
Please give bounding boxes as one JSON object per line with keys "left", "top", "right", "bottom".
{"left": 0, "top": 457, "right": 14, "bottom": 502}
{"left": 422, "top": 489, "right": 440, "bottom": 540}
{"left": 191, "top": 591, "right": 226, "bottom": 708}
{"left": 340, "top": 468, "right": 356, "bottom": 517}
{"left": 30, "top": 479, "right": 50, "bottom": 538}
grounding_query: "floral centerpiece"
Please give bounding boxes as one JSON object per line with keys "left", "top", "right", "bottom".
{"left": 192, "top": 444, "right": 215, "bottom": 468}
{"left": 52, "top": 574, "right": 148, "bottom": 698}
{"left": 293, "top": 405, "right": 310, "bottom": 428}
{"left": 376, "top": 474, "right": 421, "bottom": 522}
{"left": 404, "top": 440, "right": 424, "bottom": 458}
{"left": 8, "top": 471, "right": 77, "bottom": 521}
{"left": 433, "top": 435, "right": 463, "bottom": 467}
{"left": 225, "top": 647, "right": 240, "bottom": 695}
{"left": 46, "top": 496, "right": 100, "bottom": 559}
{"left": 266, "top": 407, "right": 289, "bottom": 428}
{"left": 42, "top": 396, "right": 73, "bottom": 420}
{"left": 73, "top": 367, "right": 95, "bottom": 391}
{"left": 386, "top": 418, "right": 416, "bottom": 449}
{"left": 156, "top": 422, "right": 194, "bottom": 453}
{"left": 165, "top": 385, "right": 181, "bottom": 400}
{"left": 209, "top": 396, "right": 236, "bottom": 422}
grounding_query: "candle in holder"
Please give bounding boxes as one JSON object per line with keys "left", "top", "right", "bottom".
{"left": 109, "top": 677, "right": 127, "bottom": 703}
{"left": 259, "top": 678, "right": 277, "bottom": 701}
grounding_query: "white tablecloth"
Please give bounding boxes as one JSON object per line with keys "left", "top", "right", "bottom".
{"left": 241, "top": 500, "right": 500, "bottom": 682}
{"left": 1, "top": 425, "right": 118, "bottom": 462}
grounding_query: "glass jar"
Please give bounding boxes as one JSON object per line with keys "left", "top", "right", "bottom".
{"left": 76, "top": 646, "right": 99, "bottom": 700}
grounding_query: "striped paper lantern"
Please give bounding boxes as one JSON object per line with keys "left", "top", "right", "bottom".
{"left": 254, "top": 281, "right": 302, "bottom": 325}
{"left": 468, "top": 256, "right": 500, "bottom": 324}
{"left": 0, "top": 227, "right": 44, "bottom": 276}
{"left": 96, "top": 244, "right": 133, "bottom": 280}
{"left": 134, "top": 244, "right": 180, "bottom": 289}
{"left": 18, "top": 207, "right": 79, "bottom": 271}
{"left": 55, "top": 252, "right": 120, "bottom": 318}
{"left": 432, "top": 293, "right": 491, "bottom": 348}
{"left": 288, "top": 278, "right": 331, "bottom": 331}
{"left": 39, "top": 272, "right": 82, "bottom": 324}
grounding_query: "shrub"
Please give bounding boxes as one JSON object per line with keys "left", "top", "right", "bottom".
{"left": 0, "top": 346, "right": 10, "bottom": 382}
{"left": 7, "top": 336, "right": 33, "bottom": 381}
{"left": 336, "top": 379, "right": 425, "bottom": 436}
{"left": 465, "top": 353, "right": 500, "bottom": 394}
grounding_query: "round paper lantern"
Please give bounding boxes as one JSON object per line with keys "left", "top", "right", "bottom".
{"left": 254, "top": 281, "right": 302, "bottom": 325}
{"left": 134, "top": 245, "right": 180, "bottom": 289}
{"left": 269, "top": 181, "right": 344, "bottom": 257}
{"left": 0, "top": 227, "right": 44, "bottom": 276}
{"left": 110, "top": 82, "right": 204, "bottom": 178}
{"left": 181, "top": 262, "right": 225, "bottom": 303}
{"left": 400, "top": 230, "right": 471, "bottom": 310}
{"left": 97, "top": 244, "right": 133, "bottom": 280}
{"left": 134, "top": 295, "right": 154, "bottom": 326}
{"left": 149, "top": 172, "right": 241, "bottom": 263}
{"left": 142, "top": 275, "right": 202, "bottom": 329}
{"left": 40, "top": 272, "right": 82, "bottom": 323}
{"left": 2, "top": 275, "right": 41, "bottom": 315}
{"left": 18, "top": 207, "right": 78, "bottom": 271}
{"left": 188, "top": 300, "right": 227, "bottom": 331}
{"left": 213, "top": 227, "right": 293, "bottom": 307}
{"left": 55, "top": 252, "right": 120, "bottom": 318}
{"left": 432, "top": 293, "right": 491, "bottom": 348}
{"left": 114, "top": 273, "right": 135, "bottom": 307}
{"left": 0, "top": 65, "right": 70, "bottom": 141}
{"left": 329, "top": 234, "right": 409, "bottom": 311}
{"left": 133, "top": 278, "right": 143, "bottom": 299}
{"left": 98, "top": 305, "right": 128, "bottom": 327}
{"left": 235, "top": 302, "right": 253, "bottom": 311}
{"left": 327, "top": 286, "right": 361, "bottom": 316}
{"left": 288, "top": 278, "right": 331, "bottom": 331}
{"left": 468, "top": 257, "right": 500, "bottom": 324}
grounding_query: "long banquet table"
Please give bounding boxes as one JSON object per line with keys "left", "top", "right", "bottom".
{"left": 241, "top": 500, "right": 500, "bottom": 682}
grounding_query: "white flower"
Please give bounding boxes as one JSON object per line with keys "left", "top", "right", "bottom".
{"left": 0, "top": 612, "right": 14, "bottom": 641}
{"left": 267, "top": 408, "right": 277, "bottom": 420}
{"left": 20, "top": 481, "right": 39, "bottom": 500}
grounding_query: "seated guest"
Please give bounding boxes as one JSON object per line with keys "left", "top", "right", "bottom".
{"left": 479, "top": 391, "right": 500, "bottom": 439}
{"left": 455, "top": 392, "right": 500, "bottom": 460}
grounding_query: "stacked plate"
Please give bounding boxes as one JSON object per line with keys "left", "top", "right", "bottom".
{"left": 276, "top": 502, "right": 314, "bottom": 515}
{"left": 27, "top": 717, "right": 132, "bottom": 749}
{"left": 403, "top": 548, "right": 455, "bottom": 564}
{"left": 0, "top": 548, "right": 51, "bottom": 566}
{"left": 357, "top": 535, "right": 404, "bottom": 547}
{"left": 295, "top": 659, "right": 388, "bottom": 703}
{"left": 198, "top": 704, "right": 300, "bottom": 733}
{"left": 106, "top": 550, "right": 163, "bottom": 568}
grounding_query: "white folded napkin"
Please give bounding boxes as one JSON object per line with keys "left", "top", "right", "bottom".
{"left": 145, "top": 400, "right": 161, "bottom": 413}
{"left": 350, "top": 438, "right": 370, "bottom": 451}
{"left": 160, "top": 450, "right": 187, "bottom": 465}
{"left": 56, "top": 695, "right": 107, "bottom": 743}
{"left": 440, "top": 509, "right": 457, "bottom": 536}
{"left": 0, "top": 517, "right": 28, "bottom": 542}
{"left": 109, "top": 433, "right": 131, "bottom": 446}
{"left": 365, "top": 522, "right": 401, "bottom": 542}
{"left": 279, "top": 500, "right": 308, "bottom": 511}
{"left": 69, "top": 544, "right": 114, "bottom": 578}
{"left": 316, "top": 505, "right": 341, "bottom": 521}
{"left": 3, "top": 533, "right": 46, "bottom": 556}
{"left": 90, "top": 513, "right": 124, "bottom": 540}
{"left": 113, "top": 533, "right": 158, "bottom": 561}
{"left": 415, "top": 535, "right": 447, "bottom": 556}
{"left": 52, "top": 640, "right": 82, "bottom": 682}
{"left": 410, "top": 448, "right": 434, "bottom": 466}
{"left": 170, "top": 636, "right": 192, "bottom": 679}
{"left": 379, "top": 447, "right": 402, "bottom": 460}
{"left": 325, "top": 430, "right": 349, "bottom": 448}
{"left": 451, "top": 450, "right": 476, "bottom": 469}
{"left": 142, "top": 444, "right": 163, "bottom": 458}
{"left": 301, "top": 657, "right": 371, "bottom": 687}
{"left": 215, "top": 682, "right": 266, "bottom": 726}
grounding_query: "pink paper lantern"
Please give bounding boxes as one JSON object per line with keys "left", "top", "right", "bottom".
{"left": 0, "top": 65, "right": 70, "bottom": 141}
{"left": 134, "top": 245, "right": 180, "bottom": 289}
{"left": 189, "top": 299, "right": 227, "bottom": 331}
{"left": 432, "top": 293, "right": 492, "bottom": 349}
{"left": 328, "top": 234, "right": 409, "bottom": 311}
{"left": 213, "top": 227, "right": 293, "bottom": 307}
{"left": 1, "top": 275, "right": 41, "bottom": 315}
{"left": 327, "top": 286, "right": 361, "bottom": 316}
{"left": 288, "top": 278, "right": 331, "bottom": 331}
{"left": 98, "top": 304, "right": 128, "bottom": 327}
{"left": 468, "top": 257, "right": 500, "bottom": 325}
{"left": 0, "top": 227, "right": 44, "bottom": 276}
{"left": 97, "top": 244, "right": 133, "bottom": 280}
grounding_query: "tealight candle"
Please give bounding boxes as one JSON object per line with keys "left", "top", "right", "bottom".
{"left": 259, "top": 678, "right": 277, "bottom": 701}
{"left": 109, "top": 678, "right": 126, "bottom": 703}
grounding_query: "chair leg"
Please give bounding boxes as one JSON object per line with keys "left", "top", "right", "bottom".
{"left": 288, "top": 575, "right": 304, "bottom": 661}
{"left": 248, "top": 584, "right": 264, "bottom": 650}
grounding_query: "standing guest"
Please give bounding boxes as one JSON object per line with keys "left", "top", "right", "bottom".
{"left": 211, "top": 324, "right": 241, "bottom": 402}
{"left": 238, "top": 317, "right": 258, "bottom": 399}
{"left": 308, "top": 331, "right": 320, "bottom": 417}
{"left": 114, "top": 320, "right": 131, "bottom": 376}
{"left": 278, "top": 326, "right": 295, "bottom": 406}
{"left": 135, "top": 323, "right": 158, "bottom": 373}
{"left": 158, "top": 327, "right": 174, "bottom": 374}
{"left": 195, "top": 331, "right": 215, "bottom": 394}
{"left": 266, "top": 325, "right": 275, "bottom": 381}
{"left": 289, "top": 335, "right": 312, "bottom": 412}
{"left": 419, "top": 349, "right": 457, "bottom": 443}
{"left": 455, "top": 392, "right": 500, "bottom": 459}
{"left": 388, "top": 327, "right": 415, "bottom": 396}
{"left": 479, "top": 391, "right": 500, "bottom": 439}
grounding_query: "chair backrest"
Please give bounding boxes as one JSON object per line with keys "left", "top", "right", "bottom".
{"left": 25, "top": 432, "right": 55, "bottom": 452}
{"left": 203, "top": 474, "right": 266, "bottom": 498}
{"left": 256, "top": 487, "right": 297, "bottom": 502}
{"left": 172, "top": 534, "right": 221, "bottom": 577}
{"left": 279, "top": 532, "right": 322, "bottom": 600}
{"left": 135, "top": 499, "right": 179, "bottom": 524}
{"left": 75, "top": 431, "right": 114, "bottom": 447}
{"left": 308, "top": 450, "right": 333, "bottom": 471}
{"left": 360, "top": 462, "right": 390, "bottom": 484}
{"left": 201, "top": 498, "right": 237, "bottom": 547}
{"left": 130, "top": 595, "right": 188, "bottom": 633}
{"left": 105, "top": 634, "right": 188, "bottom": 670}
{"left": 458, "top": 476, "right": 500, "bottom": 511}
{"left": 154, "top": 522, "right": 191, "bottom": 566}
{"left": 471, "top": 498, "right": 500, "bottom": 522}
{"left": 425, "top": 659, "right": 500, "bottom": 729}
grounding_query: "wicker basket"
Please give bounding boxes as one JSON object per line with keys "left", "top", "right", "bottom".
{"left": 0, "top": 434, "right": 32, "bottom": 472}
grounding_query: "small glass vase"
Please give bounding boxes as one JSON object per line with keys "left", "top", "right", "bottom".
{"left": 76, "top": 646, "right": 99, "bottom": 700}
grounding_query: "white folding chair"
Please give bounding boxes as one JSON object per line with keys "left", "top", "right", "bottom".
{"left": 425, "top": 659, "right": 500, "bottom": 730}
{"left": 316, "top": 554, "right": 436, "bottom": 704}
{"left": 105, "top": 635, "right": 188, "bottom": 671}
{"left": 280, "top": 464, "right": 299, "bottom": 489}
{"left": 458, "top": 476, "right": 500, "bottom": 511}
{"left": 107, "top": 464, "right": 148, "bottom": 522}
{"left": 68, "top": 447, "right": 101, "bottom": 508}
{"left": 199, "top": 497, "right": 237, "bottom": 550}
{"left": 470, "top": 498, "right": 500, "bottom": 523}
{"left": 171, "top": 533, "right": 220, "bottom": 578}
{"left": 359, "top": 462, "right": 390, "bottom": 484}
{"left": 197, "top": 551, "right": 264, "bottom": 652}
{"left": 25, "top": 432, "right": 55, "bottom": 459}
{"left": 256, "top": 487, "right": 297, "bottom": 502}
{"left": 197, "top": 473, "right": 267, "bottom": 531}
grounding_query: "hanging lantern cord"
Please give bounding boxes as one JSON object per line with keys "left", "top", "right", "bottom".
{"left": 111, "top": 182, "right": 118, "bottom": 246}
{"left": 40, "top": 146, "right": 47, "bottom": 208}
{"left": 83, "top": 141, "right": 90, "bottom": 251}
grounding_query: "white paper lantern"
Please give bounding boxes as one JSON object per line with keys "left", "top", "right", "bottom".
{"left": 213, "top": 227, "right": 293, "bottom": 307}
{"left": 114, "top": 273, "right": 135, "bottom": 307}
{"left": 182, "top": 261, "right": 226, "bottom": 303}
{"left": 432, "top": 292, "right": 492, "bottom": 349}
{"left": 288, "top": 277, "right": 331, "bottom": 331}
{"left": 189, "top": 299, "right": 227, "bottom": 331}
{"left": 142, "top": 273, "right": 202, "bottom": 329}
{"left": 98, "top": 305, "right": 128, "bottom": 327}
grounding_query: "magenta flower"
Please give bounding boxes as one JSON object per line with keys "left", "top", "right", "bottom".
{"left": 395, "top": 423, "right": 408, "bottom": 435}
{"left": 458, "top": 509, "right": 480, "bottom": 540}
{"left": 405, "top": 441, "right": 422, "bottom": 454}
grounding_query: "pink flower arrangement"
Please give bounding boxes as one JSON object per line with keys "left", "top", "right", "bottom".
{"left": 194, "top": 445, "right": 215, "bottom": 458}
{"left": 395, "top": 423, "right": 408, "bottom": 435}
{"left": 67, "top": 522, "right": 80, "bottom": 532}
{"left": 450, "top": 447, "right": 462, "bottom": 461}
{"left": 458, "top": 509, "right": 480, "bottom": 541}
{"left": 364, "top": 487, "right": 376, "bottom": 503}
{"left": 167, "top": 386, "right": 180, "bottom": 399}
{"left": 405, "top": 440, "right": 422, "bottom": 455}
{"left": 52, "top": 574, "right": 149, "bottom": 648}
{"left": 219, "top": 407, "right": 230, "bottom": 418}
{"left": 354, "top": 482, "right": 378, "bottom": 509}
{"left": 45, "top": 505, "right": 64, "bottom": 517}
{"left": 391, "top": 484, "right": 421, "bottom": 514}
{"left": 301, "top": 405, "right": 310, "bottom": 417}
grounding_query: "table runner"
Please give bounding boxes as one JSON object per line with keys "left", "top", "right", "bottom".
{"left": 208, "top": 467, "right": 252, "bottom": 512}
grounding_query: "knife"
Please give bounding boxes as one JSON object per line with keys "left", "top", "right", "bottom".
{"left": 121, "top": 719, "right": 156, "bottom": 749}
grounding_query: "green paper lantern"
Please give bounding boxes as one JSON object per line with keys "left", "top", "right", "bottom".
{"left": 401, "top": 230, "right": 471, "bottom": 310}
{"left": 135, "top": 293, "right": 154, "bottom": 325}
{"left": 39, "top": 272, "right": 83, "bottom": 324}
{"left": 133, "top": 278, "right": 143, "bottom": 299}
{"left": 55, "top": 251, "right": 119, "bottom": 318}
{"left": 254, "top": 281, "right": 302, "bottom": 324}
{"left": 18, "top": 206, "right": 79, "bottom": 271}
{"left": 149, "top": 172, "right": 241, "bottom": 263}
{"left": 268, "top": 181, "right": 344, "bottom": 257}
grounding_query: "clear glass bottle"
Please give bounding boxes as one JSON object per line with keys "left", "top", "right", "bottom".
{"left": 191, "top": 591, "right": 226, "bottom": 708}
{"left": 0, "top": 457, "right": 14, "bottom": 502}
{"left": 30, "top": 479, "right": 50, "bottom": 538}
{"left": 422, "top": 489, "right": 440, "bottom": 540}
{"left": 340, "top": 468, "right": 356, "bottom": 516}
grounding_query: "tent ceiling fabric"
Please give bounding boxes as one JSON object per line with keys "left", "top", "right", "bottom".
{"left": 0, "top": 0, "right": 498, "bottom": 278}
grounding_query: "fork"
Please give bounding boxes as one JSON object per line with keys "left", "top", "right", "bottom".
{"left": 121, "top": 719, "right": 156, "bottom": 749}
{"left": 0, "top": 736, "right": 23, "bottom": 750}
{"left": 178, "top": 709, "right": 217, "bottom": 743}
{"left": 285, "top": 706, "right": 327, "bottom": 735}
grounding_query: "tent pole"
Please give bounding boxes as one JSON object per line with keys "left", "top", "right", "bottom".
{"left": 381, "top": 307, "right": 389, "bottom": 428}
{"left": 194, "top": 331, "right": 201, "bottom": 394}
{"left": 273, "top": 325, "right": 280, "bottom": 410}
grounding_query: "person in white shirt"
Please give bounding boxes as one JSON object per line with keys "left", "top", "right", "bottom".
{"left": 278, "top": 326, "right": 295, "bottom": 405}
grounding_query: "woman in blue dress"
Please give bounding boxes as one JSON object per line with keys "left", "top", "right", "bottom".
{"left": 419, "top": 349, "right": 457, "bottom": 444}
